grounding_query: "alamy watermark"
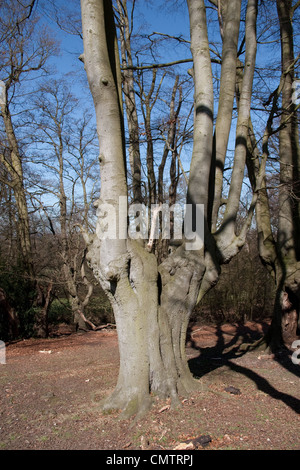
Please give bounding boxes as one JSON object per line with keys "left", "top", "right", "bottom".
{"left": 0, "top": 340, "right": 6, "bottom": 365}
{"left": 95, "top": 197, "right": 204, "bottom": 251}
{"left": 291, "top": 340, "right": 300, "bottom": 365}
{"left": 292, "top": 79, "right": 300, "bottom": 105}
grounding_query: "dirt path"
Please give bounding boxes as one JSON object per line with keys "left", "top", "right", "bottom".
{"left": 0, "top": 322, "right": 299, "bottom": 450}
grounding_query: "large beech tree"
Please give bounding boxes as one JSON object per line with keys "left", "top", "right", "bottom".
{"left": 80, "top": 0, "right": 258, "bottom": 417}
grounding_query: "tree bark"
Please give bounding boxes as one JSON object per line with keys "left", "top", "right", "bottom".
{"left": 216, "top": 0, "right": 258, "bottom": 251}
{"left": 186, "top": 0, "right": 214, "bottom": 212}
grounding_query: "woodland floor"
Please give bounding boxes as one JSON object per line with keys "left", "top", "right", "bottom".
{"left": 0, "top": 320, "right": 299, "bottom": 451}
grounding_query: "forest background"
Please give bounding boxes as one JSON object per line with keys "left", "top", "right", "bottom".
{"left": 0, "top": 0, "right": 298, "bottom": 342}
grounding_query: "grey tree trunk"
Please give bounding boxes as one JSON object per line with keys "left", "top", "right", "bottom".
{"left": 80, "top": 0, "right": 258, "bottom": 417}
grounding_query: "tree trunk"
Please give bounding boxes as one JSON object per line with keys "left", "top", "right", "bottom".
{"left": 117, "top": 0, "right": 142, "bottom": 204}
{"left": 247, "top": 0, "right": 300, "bottom": 350}
{"left": 85, "top": 236, "right": 205, "bottom": 417}
{"left": 209, "top": 0, "right": 242, "bottom": 232}
{"left": 0, "top": 288, "right": 19, "bottom": 341}
{"left": 34, "top": 283, "right": 53, "bottom": 338}
{"left": 0, "top": 93, "right": 34, "bottom": 277}
{"left": 80, "top": 0, "right": 214, "bottom": 417}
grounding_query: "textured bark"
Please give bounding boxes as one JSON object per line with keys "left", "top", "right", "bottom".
{"left": 277, "top": 0, "right": 300, "bottom": 260}
{"left": 273, "top": 0, "right": 300, "bottom": 349}
{"left": 210, "top": 0, "right": 242, "bottom": 232}
{"left": 187, "top": 0, "right": 214, "bottom": 211}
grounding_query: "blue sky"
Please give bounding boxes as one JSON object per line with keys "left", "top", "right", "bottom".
{"left": 45, "top": 0, "right": 193, "bottom": 84}
{"left": 34, "top": 1, "right": 293, "bottom": 206}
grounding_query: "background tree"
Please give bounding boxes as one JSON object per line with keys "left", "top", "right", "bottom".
{"left": 0, "top": 0, "right": 58, "bottom": 338}
{"left": 115, "top": 0, "right": 195, "bottom": 262}
{"left": 28, "top": 79, "right": 99, "bottom": 333}
{"left": 0, "top": 0, "right": 57, "bottom": 276}
{"left": 246, "top": 0, "right": 300, "bottom": 350}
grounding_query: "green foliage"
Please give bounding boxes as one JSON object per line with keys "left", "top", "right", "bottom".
{"left": 48, "top": 299, "right": 73, "bottom": 325}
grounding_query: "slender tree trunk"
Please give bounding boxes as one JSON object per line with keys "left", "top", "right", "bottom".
{"left": 157, "top": 76, "right": 182, "bottom": 262}
{"left": 216, "top": 0, "right": 258, "bottom": 251}
{"left": 187, "top": 0, "right": 214, "bottom": 212}
{"left": 209, "top": 0, "right": 242, "bottom": 232}
{"left": 34, "top": 282, "right": 53, "bottom": 338}
{"left": 0, "top": 97, "right": 34, "bottom": 277}
{"left": 117, "top": 0, "right": 142, "bottom": 204}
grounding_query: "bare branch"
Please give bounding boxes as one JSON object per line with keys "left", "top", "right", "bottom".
{"left": 122, "top": 56, "right": 221, "bottom": 71}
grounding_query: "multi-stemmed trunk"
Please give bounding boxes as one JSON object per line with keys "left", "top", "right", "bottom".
{"left": 80, "top": 0, "right": 258, "bottom": 417}
{"left": 85, "top": 235, "right": 207, "bottom": 417}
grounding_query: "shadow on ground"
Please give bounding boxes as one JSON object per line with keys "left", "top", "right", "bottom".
{"left": 187, "top": 322, "right": 300, "bottom": 414}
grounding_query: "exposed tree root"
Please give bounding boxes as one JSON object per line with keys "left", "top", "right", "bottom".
{"left": 238, "top": 336, "right": 269, "bottom": 353}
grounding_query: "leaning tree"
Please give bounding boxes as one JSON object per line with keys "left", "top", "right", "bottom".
{"left": 80, "top": 0, "right": 259, "bottom": 418}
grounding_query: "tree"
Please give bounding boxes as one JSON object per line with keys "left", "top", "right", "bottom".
{"left": 29, "top": 79, "right": 99, "bottom": 332}
{"left": 79, "top": 0, "right": 259, "bottom": 417}
{"left": 0, "top": 0, "right": 57, "bottom": 277}
{"left": 246, "top": 0, "right": 300, "bottom": 350}
{"left": 115, "top": 0, "right": 142, "bottom": 205}
{"left": 0, "top": 0, "right": 59, "bottom": 338}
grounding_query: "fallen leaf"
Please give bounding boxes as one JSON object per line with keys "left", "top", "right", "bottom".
{"left": 158, "top": 404, "right": 170, "bottom": 413}
{"left": 173, "top": 442, "right": 195, "bottom": 450}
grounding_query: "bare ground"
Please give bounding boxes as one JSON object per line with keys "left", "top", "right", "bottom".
{"left": 0, "top": 320, "right": 299, "bottom": 451}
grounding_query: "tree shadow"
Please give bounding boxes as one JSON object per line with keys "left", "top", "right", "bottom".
{"left": 187, "top": 322, "right": 300, "bottom": 414}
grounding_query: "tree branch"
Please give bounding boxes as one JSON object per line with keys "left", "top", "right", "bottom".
{"left": 122, "top": 56, "right": 221, "bottom": 71}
